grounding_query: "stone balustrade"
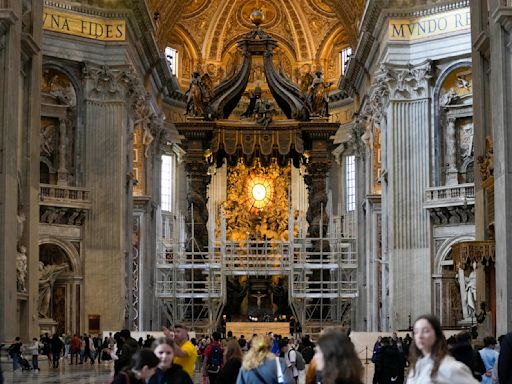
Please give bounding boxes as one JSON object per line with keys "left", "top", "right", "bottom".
{"left": 424, "top": 183, "right": 475, "bottom": 208}
{"left": 40, "top": 183, "right": 92, "bottom": 209}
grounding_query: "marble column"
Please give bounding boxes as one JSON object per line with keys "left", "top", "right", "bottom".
{"left": 57, "top": 118, "right": 68, "bottom": 185}
{"left": 0, "top": 0, "right": 42, "bottom": 341}
{"left": 487, "top": 3, "right": 512, "bottom": 335}
{"left": 184, "top": 146, "right": 211, "bottom": 252}
{"left": 380, "top": 62, "right": 433, "bottom": 330}
{"left": 445, "top": 117, "right": 458, "bottom": 185}
{"left": 82, "top": 64, "right": 139, "bottom": 332}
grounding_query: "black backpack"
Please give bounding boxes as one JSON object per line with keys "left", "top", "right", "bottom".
{"left": 207, "top": 344, "right": 223, "bottom": 373}
{"left": 301, "top": 345, "right": 314, "bottom": 364}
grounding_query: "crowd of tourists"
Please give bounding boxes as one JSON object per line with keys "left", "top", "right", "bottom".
{"left": 3, "top": 314, "right": 512, "bottom": 384}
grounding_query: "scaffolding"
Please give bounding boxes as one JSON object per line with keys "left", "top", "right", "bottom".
{"left": 156, "top": 211, "right": 358, "bottom": 335}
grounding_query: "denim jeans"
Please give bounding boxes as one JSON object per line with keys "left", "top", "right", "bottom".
{"left": 12, "top": 354, "right": 21, "bottom": 371}
{"left": 32, "top": 355, "right": 39, "bottom": 370}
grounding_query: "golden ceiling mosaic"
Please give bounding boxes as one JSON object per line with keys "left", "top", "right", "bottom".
{"left": 148, "top": 0, "right": 365, "bottom": 91}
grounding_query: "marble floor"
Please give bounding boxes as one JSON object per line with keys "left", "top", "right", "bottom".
{"left": 1, "top": 358, "right": 376, "bottom": 384}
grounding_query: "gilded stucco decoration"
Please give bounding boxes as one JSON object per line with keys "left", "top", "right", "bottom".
{"left": 147, "top": 0, "right": 364, "bottom": 112}
{"left": 219, "top": 160, "right": 298, "bottom": 242}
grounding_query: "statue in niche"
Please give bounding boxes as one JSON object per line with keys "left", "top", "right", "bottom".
{"left": 184, "top": 71, "right": 212, "bottom": 117}
{"left": 40, "top": 123, "right": 57, "bottom": 158}
{"left": 440, "top": 88, "right": 458, "bottom": 106}
{"left": 16, "top": 246, "right": 27, "bottom": 292}
{"left": 460, "top": 122, "right": 474, "bottom": 161}
{"left": 308, "top": 71, "right": 332, "bottom": 117}
{"left": 457, "top": 262, "right": 477, "bottom": 320}
{"left": 38, "top": 262, "right": 68, "bottom": 318}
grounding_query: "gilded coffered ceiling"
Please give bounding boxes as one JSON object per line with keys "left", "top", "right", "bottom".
{"left": 148, "top": 0, "right": 365, "bottom": 89}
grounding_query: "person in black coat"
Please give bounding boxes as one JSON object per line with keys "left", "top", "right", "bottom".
{"left": 50, "top": 334, "right": 63, "bottom": 368}
{"left": 373, "top": 337, "right": 405, "bottom": 384}
{"left": 112, "top": 349, "right": 160, "bottom": 384}
{"left": 148, "top": 337, "right": 192, "bottom": 384}
{"left": 216, "top": 339, "right": 243, "bottom": 384}
{"left": 498, "top": 331, "right": 512, "bottom": 384}
{"left": 447, "top": 331, "right": 484, "bottom": 381}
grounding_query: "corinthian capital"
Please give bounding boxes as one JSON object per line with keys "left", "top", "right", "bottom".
{"left": 82, "top": 63, "right": 142, "bottom": 101}
{"left": 378, "top": 61, "right": 433, "bottom": 100}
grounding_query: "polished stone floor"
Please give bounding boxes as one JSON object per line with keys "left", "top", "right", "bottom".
{"left": 1, "top": 357, "right": 376, "bottom": 383}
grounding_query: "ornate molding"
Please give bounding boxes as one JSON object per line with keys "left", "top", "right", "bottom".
{"left": 82, "top": 63, "right": 141, "bottom": 101}
{"left": 381, "top": 61, "right": 433, "bottom": 100}
{"left": 427, "top": 205, "right": 475, "bottom": 225}
{"left": 451, "top": 240, "right": 495, "bottom": 269}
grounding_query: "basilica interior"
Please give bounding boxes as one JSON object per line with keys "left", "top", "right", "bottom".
{"left": 0, "top": 0, "right": 511, "bottom": 344}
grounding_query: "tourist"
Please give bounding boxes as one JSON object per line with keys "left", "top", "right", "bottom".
{"left": 115, "top": 329, "right": 141, "bottom": 376}
{"left": 163, "top": 324, "right": 197, "bottom": 379}
{"left": 28, "top": 337, "right": 41, "bottom": 371}
{"left": 112, "top": 349, "right": 160, "bottom": 384}
{"left": 69, "top": 334, "right": 82, "bottom": 364}
{"left": 447, "top": 331, "right": 484, "bottom": 380}
{"left": 313, "top": 329, "right": 363, "bottom": 384}
{"left": 203, "top": 331, "right": 224, "bottom": 384}
{"left": 498, "top": 332, "right": 512, "bottom": 384}
{"left": 279, "top": 338, "right": 299, "bottom": 382}
{"left": 41, "top": 332, "right": 52, "bottom": 367}
{"left": 479, "top": 336, "right": 499, "bottom": 384}
{"left": 216, "top": 339, "right": 243, "bottom": 384}
{"left": 407, "top": 314, "right": 478, "bottom": 383}
{"left": 51, "top": 333, "right": 63, "bottom": 368}
{"left": 148, "top": 337, "right": 192, "bottom": 384}
{"left": 8, "top": 337, "right": 22, "bottom": 371}
{"left": 372, "top": 336, "right": 404, "bottom": 384}
{"left": 236, "top": 334, "right": 293, "bottom": 384}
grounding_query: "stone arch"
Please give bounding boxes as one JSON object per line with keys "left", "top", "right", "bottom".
{"left": 431, "top": 60, "right": 472, "bottom": 186}
{"left": 38, "top": 237, "right": 82, "bottom": 276}
{"left": 434, "top": 235, "right": 475, "bottom": 275}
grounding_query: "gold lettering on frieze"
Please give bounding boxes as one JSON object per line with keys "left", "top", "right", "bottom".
{"left": 43, "top": 7, "right": 126, "bottom": 41}
{"left": 389, "top": 8, "right": 470, "bottom": 41}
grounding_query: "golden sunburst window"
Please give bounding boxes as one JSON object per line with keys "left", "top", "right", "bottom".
{"left": 247, "top": 176, "right": 273, "bottom": 211}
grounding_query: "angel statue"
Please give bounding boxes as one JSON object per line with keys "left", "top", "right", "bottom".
{"left": 38, "top": 261, "right": 68, "bottom": 318}
{"left": 308, "top": 70, "right": 332, "bottom": 117}
{"left": 184, "top": 70, "right": 214, "bottom": 118}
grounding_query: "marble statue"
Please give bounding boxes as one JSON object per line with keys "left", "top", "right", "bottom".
{"left": 308, "top": 71, "right": 332, "bottom": 117}
{"left": 38, "top": 261, "right": 68, "bottom": 318}
{"left": 16, "top": 246, "right": 27, "bottom": 292}
{"left": 458, "top": 262, "right": 477, "bottom": 320}
{"left": 465, "top": 264, "right": 477, "bottom": 315}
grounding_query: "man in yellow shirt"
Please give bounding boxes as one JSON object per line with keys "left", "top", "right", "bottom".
{"left": 164, "top": 324, "right": 197, "bottom": 379}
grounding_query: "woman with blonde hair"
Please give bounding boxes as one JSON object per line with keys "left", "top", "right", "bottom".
{"left": 215, "top": 339, "right": 244, "bottom": 384}
{"left": 236, "top": 335, "right": 293, "bottom": 384}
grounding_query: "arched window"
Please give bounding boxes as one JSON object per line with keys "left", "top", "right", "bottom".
{"left": 165, "top": 47, "right": 178, "bottom": 77}
{"left": 340, "top": 47, "right": 352, "bottom": 76}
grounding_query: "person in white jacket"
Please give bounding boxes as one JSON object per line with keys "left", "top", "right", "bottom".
{"left": 407, "top": 314, "right": 479, "bottom": 384}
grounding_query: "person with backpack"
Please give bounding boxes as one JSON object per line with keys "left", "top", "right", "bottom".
{"left": 279, "top": 338, "right": 306, "bottom": 383}
{"left": 8, "top": 337, "right": 22, "bottom": 371}
{"left": 203, "top": 331, "right": 224, "bottom": 384}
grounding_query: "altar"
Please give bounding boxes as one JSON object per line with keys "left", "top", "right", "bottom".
{"left": 226, "top": 322, "right": 290, "bottom": 339}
